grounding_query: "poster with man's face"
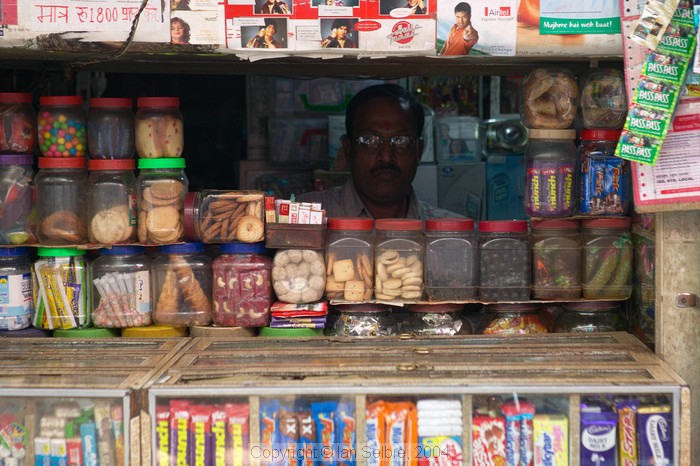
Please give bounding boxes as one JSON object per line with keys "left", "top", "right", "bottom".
{"left": 436, "top": 0, "right": 516, "bottom": 56}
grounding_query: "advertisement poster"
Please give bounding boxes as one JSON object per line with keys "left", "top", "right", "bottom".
{"left": 29, "top": 0, "right": 164, "bottom": 33}
{"left": 539, "top": 0, "right": 621, "bottom": 35}
{"left": 436, "top": 0, "right": 516, "bottom": 56}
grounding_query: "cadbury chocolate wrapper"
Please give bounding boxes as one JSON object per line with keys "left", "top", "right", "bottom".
{"left": 637, "top": 405, "right": 672, "bottom": 466}
{"left": 580, "top": 407, "right": 617, "bottom": 466}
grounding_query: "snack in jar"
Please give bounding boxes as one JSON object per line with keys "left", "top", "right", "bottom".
{"left": 327, "top": 303, "right": 398, "bottom": 337}
{"left": 137, "top": 157, "right": 188, "bottom": 245}
{"left": 578, "top": 68, "right": 627, "bottom": 129}
{"left": 37, "top": 95, "right": 87, "bottom": 157}
{"left": 0, "top": 154, "right": 35, "bottom": 245}
{"left": 0, "top": 247, "right": 33, "bottom": 331}
{"left": 519, "top": 68, "right": 578, "bottom": 129}
{"left": 87, "top": 159, "right": 137, "bottom": 245}
{"left": 581, "top": 217, "right": 633, "bottom": 300}
{"left": 87, "top": 97, "right": 135, "bottom": 159}
{"left": 0, "top": 92, "right": 36, "bottom": 154}
{"left": 402, "top": 303, "right": 472, "bottom": 336}
{"left": 272, "top": 249, "right": 325, "bottom": 304}
{"left": 212, "top": 242, "right": 272, "bottom": 327}
{"left": 374, "top": 218, "right": 424, "bottom": 302}
{"left": 135, "top": 97, "right": 183, "bottom": 158}
{"left": 478, "top": 220, "right": 530, "bottom": 302}
{"left": 553, "top": 300, "right": 628, "bottom": 333}
{"left": 184, "top": 190, "right": 265, "bottom": 243}
{"left": 478, "top": 303, "right": 549, "bottom": 335}
{"left": 531, "top": 219, "right": 581, "bottom": 300}
{"left": 325, "top": 217, "right": 373, "bottom": 302}
{"left": 424, "top": 218, "right": 477, "bottom": 301}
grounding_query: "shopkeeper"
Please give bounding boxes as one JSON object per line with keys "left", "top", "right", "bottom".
{"left": 298, "top": 84, "right": 461, "bottom": 220}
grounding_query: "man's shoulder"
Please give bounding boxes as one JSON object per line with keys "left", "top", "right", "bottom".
{"left": 418, "top": 200, "right": 466, "bottom": 220}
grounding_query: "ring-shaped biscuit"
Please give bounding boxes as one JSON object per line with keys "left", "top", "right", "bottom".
{"left": 379, "top": 250, "right": 399, "bottom": 265}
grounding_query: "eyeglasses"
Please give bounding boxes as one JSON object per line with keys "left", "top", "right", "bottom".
{"left": 353, "top": 135, "right": 420, "bottom": 154}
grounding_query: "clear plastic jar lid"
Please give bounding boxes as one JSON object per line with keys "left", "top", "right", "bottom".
{"left": 0, "top": 247, "right": 31, "bottom": 256}
{"left": 582, "top": 218, "right": 632, "bottom": 229}
{"left": 137, "top": 97, "right": 180, "bottom": 108}
{"left": 580, "top": 129, "right": 622, "bottom": 141}
{"left": 138, "top": 157, "right": 186, "bottom": 169}
{"left": 408, "top": 303, "right": 464, "bottom": 313}
{"left": 160, "top": 242, "right": 205, "bottom": 254}
{"left": 334, "top": 303, "right": 390, "bottom": 314}
{"left": 99, "top": 245, "right": 145, "bottom": 255}
{"left": 38, "top": 157, "right": 86, "bottom": 169}
{"left": 90, "top": 97, "right": 132, "bottom": 108}
{"left": 375, "top": 218, "right": 423, "bottom": 231}
{"left": 40, "top": 96, "right": 83, "bottom": 106}
{"left": 479, "top": 220, "right": 528, "bottom": 233}
{"left": 528, "top": 129, "right": 576, "bottom": 140}
{"left": 0, "top": 92, "right": 32, "bottom": 103}
{"left": 426, "top": 218, "right": 474, "bottom": 231}
{"left": 530, "top": 219, "right": 579, "bottom": 230}
{"left": 220, "top": 242, "right": 266, "bottom": 254}
{"left": 37, "top": 247, "right": 86, "bottom": 257}
{"left": 563, "top": 301, "right": 623, "bottom": 312}
{"left": 328, "top": 217, "right": 373, "bottom": 230}
{"left": 486, "top": 303, "right": 541, "bottom": 313}
{"left": 87, "top": 159, "right": 136, "bottom": 171}
{"left": 0, "top": 154, "right": 33, "bottom": 165}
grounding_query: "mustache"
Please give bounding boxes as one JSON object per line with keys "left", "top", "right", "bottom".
{"left": 371, "top": 163, "right": 401, "bottom": 175}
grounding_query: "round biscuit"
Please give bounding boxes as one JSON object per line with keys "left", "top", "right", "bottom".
{"left": 236, "top": 215, "right": 264, "bottom": 243}
{"left": 138, "top": 210, "right": 148, "bottom": 243}
{"left": 401, "top": 291, "right": 422, "bottom": 300}
{"left": 391, "top": 267, "right": 412, "bottom": 278}
{"left": 147, "top": 206, "right": 181, "bottom": 232}
{"left": 90, "top": 208, "right": 128, "bottom": 244}
{"left": 386, "top": 261, "right": 406, "bottom": 274}
{"left": 379, "top": 250, "right": 399, "bottom": 265}
{"left": 150, "top": 179, "right": 184, "bottom": 200}
{"left": 402, "top": 276, "right": 423, "bottom": 286}
{"left": 406, "top": 254, "right": 419, "bottom": 266}
{"left": 401, "top": 285, "right": 422, "bottom": 292}
{"left": 382, "top": 278, "right": 402, "bottom": 290}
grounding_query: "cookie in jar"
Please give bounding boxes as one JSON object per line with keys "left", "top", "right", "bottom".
{"left": 137, "top": 158, "right": 188, "bottom": 245}
{"left": 184, "top": 190, "right": 265, "bottom": 243}
{"left": 520, "top": 67, "right": 578, "bottom": 129}
{"left": 374, "top": 219, "right": 424, "bottom": 302}
{"left": 87, "top": 159, "right": 137, "bottom": 245}
{"left": 325, "top": 217, "right": 373, "bottom": 302}
{"left": 272, "top": 249, "right": 325, "bottom": 304}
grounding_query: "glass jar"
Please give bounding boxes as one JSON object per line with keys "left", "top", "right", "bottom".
{"left": 37, "top": 95, "right": 87, "bottom": 157}
{"left": 478, "top": 303, "right": 549, "bottom": 335}
{"left": 0, "top": 154, "right": 35, "bottom": 245}
{"left": 519, "top": 67, "right": 578, "bottom": 129}
{"left": 482, "top": 118, "right": 528, "bottom": 154}
{"left": 183, "top": 190, "right": 266, "bottom": 243}
{"left": 272, "top": 249, "right": 325, "bottom": 304}
{"left": 212, "top": 242, "right": 272, "bottom": 327}
{"left": 152, "top": 242, "right": 212, "bottom": 326}
{"left": 579, "top": 68, "right": 627, "bottom": 129}
{"left": 327, "top": 303, "right": 398, "bottom": 337}
{"left": 374, "top": 219, "right": 424, "bottom": 302}
{"left": 478, "top": 220, "right": 530, "bottom": 302}
{"left": 524, "top": 129, "right": 577, "bottom": 218}
{"left": 402, "top": 303, "right": 472, "bottom": 336}
{"left": 33, "top": 247, "right": 90, "bottom": 329}
{"left": 135, "top": 97, "right": 184, "bottom": 158}
{"left": 35, "top": 157, "right": 88, "bottom": 245}
{"left": 325, "top": 217, "right": 373, "bottom": 302}
{"left": 137, "top": 158, "right": 188, "bottom": 245}
{"left": 554, "top": 301, "right": 628, "bottom": 333}
{"left": 531, "top": 219, "right": 581, "bottom": 300}
{"left": 425, "top": 218, "right": 477, "bottom": 301}
{"left": 578, "top": 129, "right": 630, "bottom": 216}
{"left": 87, "top": 159, "right": 137, "bottom": 245}
{"left": 0, "top": 92, "right": 36, "bottom": 154}
{"left": 88, "top": 97, "right": 135, "bottom": 159}
{"left": 0, "top": 247, "right": 33, "bottom": 331}
{"left": 582, "top": 218, "right": 633, "bottom": 300}
{"left": 91, "top": 245, "right": 152, "bottom": 328}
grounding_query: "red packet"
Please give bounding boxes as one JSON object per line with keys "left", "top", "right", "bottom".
{"left": 471, "top": 415, "right": 506, "bottom": 466}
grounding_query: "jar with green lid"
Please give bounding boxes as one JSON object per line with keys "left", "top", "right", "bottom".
{"left": 582, "top": 217, "right": 633, "bottom": 300}
{"left": 531, "top": 219, "right": 581, "bottom": 300}
{"left": 137, "top": 157, "right": 188, "bottom": 245}
{"left": 37, "top": 95, "right": 87, "bottom": 158}
{"left": 478, "top": 220, "right": 530, "bottom": 302}
{"left": 424, "top": 218, "right": 477, "bottom": 301}
{"left": 402, "top": 303, "right": 472, "bottom": 336}
{"left": 0, "top": 154, "right": 35, "bottom": 245}
{"left": 325, "top": 217, "right": 373, "bottom": 302}
{"left": 0, "top": 247, "right": 33, "bottom": 331}
{"left": 554, "top": 301, "right": 628, "bottom": 333}
{"left": 478, "top": 303, "right": 549, "bottom": 335}
{"left": 88, "top": 97, "right": 135, "bottom": 159}
{"left": 87, "top": 158, "right": 137, "bottom": 245}
{"left": 524, "top": 128, "right": 577, "bottom": 218}
{"left": 327, "top": 303, "right": 398, "bottom": 337}
{"left": 32, "top": 247, "right": 90, "bottom": 330}
{"left": 0, "top": 92, "right": 36, "bottom": 154}
{"left": 374, "top": 218, "right": 424, "bottom": 302}
{"left": 135, "top": 97, "right": 184, "bottom": 158}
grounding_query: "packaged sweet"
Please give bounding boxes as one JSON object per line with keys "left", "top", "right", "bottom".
{"left": 520, "top": 68, "right": 578, "bottom": 129}
{"left": 579, "top": 69, "right": 627, "bottom": 129}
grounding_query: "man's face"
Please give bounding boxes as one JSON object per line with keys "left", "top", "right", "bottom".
{"left": 343, "top": 96, "right": 422, "bottom": 208}
{"left": 264, "top": 24, "right": 276, "bottom": 38}
{"left": 455, "top": 11, "right": 469, "bottom": 28}
{"left": 336, "top": 25, "right": 348, "bottom": 39}
{"left": 407, "top": 0, "right": 419, "bottom": 6}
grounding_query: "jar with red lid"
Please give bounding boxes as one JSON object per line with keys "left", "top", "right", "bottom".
{"left": 402, "top": 303, "right": 472, "bottom": 335}
{"left": 374, "top": 218, "right": 424, "bottom": 302}
{"left": 37, "top": 96, "right": 87, "bottom": 157}
{"left": 135, "top": 97, "right": 184, "bottom": 158}
{"left": 582, "top": 217, "right": 633, "bottom": 300}
{"left": 578, "top": 68, "right": 627, "bottom": 129}
{"left": 183, "top": 190, "right": 266, "bottom": 244}
{"left": 531, "top": 219, "right": 581, "bottom": 300}
{"left": 519, "top": 67, "right": 578, "bottom": 129}
{"left": 88, "top": 97, "right": 135, "bottom": 159}
{"left": 87, "top": 159, "right": 137, "bottom": 245}
{"left": 0, "top": 154, "right": 35, "bottom": 245}
{"left": 478, "top": 220, "right": 530, "bottom": 302}
{"left": 424, "top": 218, "right": 477, "bottom": 301}
{"left": 212, "top": 242, "right": 272, "bottom": 327}
{"left": 478, "top": 303, "right": 549, "bottom": 335}
{"left": 0, "top": 92, "right": 36, "bottom": 154}
{"left": 35, "top": 157, "right": 88, "bottom": 245}
{"left": 327, "top": 303, "right": 398, "bottom": 337}
{"left": 554, "top": 300, "right": 628, "bottom": 333}
{"left": 578, "top": 129, "right": 630, "bottom": 216}
{"left": 325, "top": 217, "right": 374, "bottom": 302}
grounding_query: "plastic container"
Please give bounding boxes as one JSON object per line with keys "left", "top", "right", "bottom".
{"left": 0, "top": 92, "right": 36, "bottom": 154}
{"left": 212, "top": 242, "right": 272, "bottom": 327}
{"left": 478, "top": 220, "right": 530, "bottom": 302}
{"left": 582, "top": 218, "right": 633, "bottom": 300}
{"left": 152, "top": 242, "right": 212, "bottom": 326}
{"left": 424, "top": 218, "right": 477, "bottom": 301}
{"left": 327, "top": 303, "right": 398, "bottom": 337}
{"left": 519, "top": 67, "right": 578, "bottom": 129}
{"left": 481, "top": 118, "right": 528, "bottom": 154}
{"left": 478, "top": 303, "right": 549, "bottom": 335}
{"left": 402, "top": 303, "right": 472, "bottom": 336}
{"left": 531, "top": 219, "right": 581, "bottom": 300}
{"left": 37, "top": 95, "right": 87, "bottom": 157}
{"left": 0, "top": 247, "right": 33, "bottom": 331}
{"left": 35, "top": 157, "right": 88, "bottom": 245}
{"left": 91, "top": 245, "right": 152, "bottom": 328}
{"left": 579, "top": 68, "right": 627, "bottom": 129}
{"left": 524, "top": 129, "right": 577, "bottom": 218}
{"left": 578, "top": 129, "right": 630, "bottom": 216}
{"left": 135, "top": 97, "right": 184, "bottom": 158}
{"left": 325, "top": 217, "right": 373, "bottom": 302}
{"left": 137, "top": 158, "right": 188, "bottom": 244}
{"left": 554, "top": 300, "right": 628, "bottom": 333}
{"left": 184, "top": 190, "right": 266, "bottom": 243}
{"left": 374, "top": 218, "right": 424, "bottom": 302}
{"left": 272, "top": 249, "right": 326, "bottom": 304}
{"left": 0, "top": 154, "right": 35, "bottom": 245}
{"left": 88, "top": 97, "right": 135, "bottom": 159}
{"left": 33, "top": 247, "right": 90, "bottom": 330}
{"left": 87, "top": 159, "right": 137, "bottom": 245}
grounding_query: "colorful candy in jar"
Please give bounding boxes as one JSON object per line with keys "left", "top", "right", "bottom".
{"left": 37, "top": 95, "right": 87, "bottom": 158}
